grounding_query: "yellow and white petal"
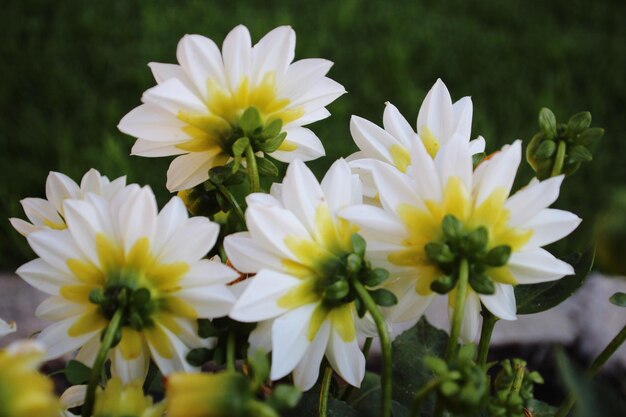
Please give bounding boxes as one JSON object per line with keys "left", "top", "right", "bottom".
{"left": 0, "top": 317, "right": 16, "bottom": 338}
{"left": 325, "top": 327, "right": 365, "bottom": 388}
{"left": 111, "top": 346, "right": 149, "bottom": 384}
{"left": 60, "top": 385, "right": 86, "bottom": 410}
{"left": 224, "top": 232, "right": 284, "bottom": 274}
{"left": 472, "top": 140, "right": 521, "bottom": 206}
{"left": 270, "top": 303, "right": 317, "bottom": 380}
{"left": 339, "top": 205, "right": 407, "bottom": 244}
{"left": 118, "top": 103, "right": 190, "bottom": 143}
{"left": 175, "top": 34, "right": 226, "bottom": 97}
{"left": 17, "top": 258, "right": 74, "bottom": 295}
{"left": 222, "top": 25, "right": 252, "bottom": 92}
{"left": 281, "top": 159, "right": 325, "bottom": 235}
{"left": 270, "top": 126, "right": 325, "bottom": 163}
{"left": 278, "top": 58, "right": 333, "bottom": 102}
{"left": 230, "top": 270, "right": 302, "bottom": 322}
{"left": 522, "top": 209, "right": 582, "bottom": 248}
{"left": 434, "top": 134, "right": 473, "bottom": 191}
{"left": 408, "top": 136, "right": 443, "bottom": 203}
{"left": 292, "top": 320, "right": 331, "bottom": 390}
{"left": 451, "top": 96, "right": 473, "bottom": 142}
{"left": 384, "top": 279, "right": 435, "bottom": 323}
{"left": 179, "top": 259, "right": 240, "bottom": 287}
{"left": 251, "top": 25, "right": 295, "bottom": 85}
{"left": 166, "top": 317, "right": 212, "bottom": 350}
{"left": 288, "top": 77, "right": 346, "bottom": 115}
{"left": 37, "top": 315, "right": 103, "bottom": 360}
{"left": 146, "top": 323, "right": 196, "bottom": 376}
{"left": 46, "top": 171, "right": 81, "bottom": 214}
{"left": 132, "top": 138, "right": 187, "bottom": 157}
{"left": 479, "top": 283, "right": 517, "bottom": 321}
{"left": 166, "top": 150, "right": 222, "bottom": 192}
{"left": 27, "top": 229, "right": 82, "bottom": 275}
{"left": 118, "top": 187, "right": 158, "bottom": 251}
{"left": 63, "top": 199, "right": 105, "bottom": 266}
{"left": 350, "top": 115, "right": 398, "bottom": 165}
{"left": 417, "top": 79, "right": 454, "bottom": 144}
{"left": 20, "top": 197, "right": 65, "bottom": 229}
{"left": 321, "top": 158, "right": 362, "bottom": 213}
{"left": 291, "top": 107, "right": 331, "bottom": 126}
{"left": 508, "top": 248, "right": 575, "bottom": 284}
{"left": 75, "top": 336, "right": 101, "bottom": 367}
{"left": 383, "top": 101, "right": 415, "bottom": 148}
{"left": 35, "top": 296, "right": 85, "bottom": 321}
{"left": 505, "top": 175, "right": 564, "bottom": 227}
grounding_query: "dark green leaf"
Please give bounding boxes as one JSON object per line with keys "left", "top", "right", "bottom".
{"left": 515, "top": 248, "right": 595, "bottom": 315}
{"left": 609, "top": 292, "right": 626, "bottom": 307}
{"left": 256, "top": 157, "right": 279, "bottom": 177}
{"left": 64, "top": 359, "right": 92, "bottom": 385}
{"left": 369, "top": 288, "right": 398, "bottom": 307}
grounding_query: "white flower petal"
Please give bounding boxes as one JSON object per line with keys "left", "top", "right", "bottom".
{"left": 229, "top": 270, "right": 302, "bottom": 322}
{"left": 434, "top": 134, "right": 473, "bottom": 191}
{"left": 252, "top": 25, "right": 295, "bottom": 84}
{"left": 452, "top": 96, "right": 473, "bottom": 142}
{"left": 270, "top": 127, "right": 325, "bottom": 162}
{"left": 278, "top": 58, "right": 333, "bottom": 102}
{"left": 522, "top": 209, "right": 582, "bottom": 248}
{"left": 111, "top": 347, "right": 149, "bottom": 384}
{"left": 384, "top": 279, "right": 435, "bottom": 323}
{"left": 325, "top": 328, "right": 365, "bottom": 387}
{"left": 270, "top": 303, "right": 317, "bottom": 380}
{"left": 509, "top": 248, "right": 575, "bottom": 284}
{"left": 222, "top": 25, "right": 252, "bottom": 92}
{"left": 118, "top": 103, "right": 189, "bottom": 143}
{"left": 118, "top": 187, "right": 158, "bottom": 252}
{"left": 158, "top": 216, "right": 219, "bottom": 264}
{"left": 288, "top": 77, "right": 346, "bottom": 113}
{"left": 281, "top": 159, "right": 325, "bottom": 235}
{"left": 63, "top": 199, "right": 103, "bottom": 266}
{"left": 142, "top": 77, "right": 207, "bottom": 115}
{"left": 147, "top": 324, "right": 196, "bottom": 376}
{"left": 166, "top": 150, "right": 222, "bottom": 192}
{"left": 383, "top": 102, "right": 415, "bottom": 148}
{"left": 46, "top": 171, "right": 81, "bottom": 214}
{"left": 248, "top": 320, "right": 274, "bottom": 354}
{"left": 473, "top": 140, "right": 521, "bottom": 206}
{"left": 176, "top": 34, "right": 226, "bottom": 98}
{"left": 350, "top": 115, "right": 396, "bottom": 164}
{"left": 36, "top": 296, "right": 85, "bottom": 321}
{"left": 175, "top": 285, "right": 235, "bottom": 318}
{"left": 417, "top": 79, "right": 453, "bottom": 144}
{"left": 152, "top": 196, "right": 188, "bottom": 258}
{"left": 9, "top": 217, "right": 37, "bottom": 236}
{"left": 505, "top": 176, "right": 564, "bottom": 227}
{"left": 479, "top": 283, "right": 517, "bottom": 321}
{"left": 457, "top": 291, "right": 481, "bottom": 342}
{"left": 180, "top": 259, "right": 240, "bottom": 287}
{"left": 469, "top": 136, "right": 486, "bottom": 154}
{"left": 339, "top": 205, "right": 407, "bottom": 243}
{"left": 21, "top": 198, "right": 64, "bottom": 227}
{"left": 38, "top": 316, "right": 102, "bottom": 360}
{"left": 75, "top": 336, "right": 101, "bottom": 367}
{"left": 131, "top": 138, "right": 187, "bottom": 157}
{"left": 408, "top": 137, "right": 443, "bottom": 203}
{"left": 24, "top": 232, "right": 78, "bottom": 279}
{"left": 224, "top": 232, "right": 284, "bottom": 273}
{"left": 292, "top": 320, "right": 331, "bottom": 390}
{"left": 372, "top": 161, "right": 419, "bottom": 214}
{"left": 321, "top": 159, "right": 361, "bottom": 212}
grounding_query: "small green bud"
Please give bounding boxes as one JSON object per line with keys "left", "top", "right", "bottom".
{"left": 129, "top": 312, "right": 145, "bottom": 330}
{"left": 351, "top": 233, "right": 367, "bottom": 257}
{"left": 346, "top": 254, "right": 362, "bottom": 275}
{"left": 368, "top": 288, "right": 398, "bottom": 307}
{"left": 425, "top": 241, "right": 455, "bottom": 264}
{"left": 354, "top": 297, "right": 366, "bottom": 318}
{"left": 484, "top": 245, "right": 511, "bottom": 267}
{"left": 257, "top": 132, "right": 287, "bottom": 153}
{"left": 256, "top": 157, "right": 279, "bottom": 177}
{"left": 239, "top": 107, "right": 263, "bottom": 135}
{"left": 232, "top": 136, "right": 250, "bottom": 157}
{"left": 469, "top": 274, "right": 496, "bottom": 295}
{"left": 567, "top": 111, "right": 592, "bottom": 135}
{"left": 538, "top": 108, "right": 557, "bottom": 138}
{"left": 442, "top": 214, "right": 463, "bottom": 242}
{"left": 463, "top": 226, "right": 488, "bottom": 254}
{"left": 430, "top": 275, "right": 456, "bottom": 294}
{"left": 440, "top": 381, "right": 459, "bottom": 396}
{"left": 534, "top": 139, "right": 556, "bottom": 160}
{"left": 324, "top": 279, "right": 350, "bottom": 301}
{"left": 610, "top": 292, "right": 626, "bottom": 308}
{"left": 424, "top": 356, "right": 449, "bottom": 375}
{"left": 362, "top": 268, "right": 389, "bottom": 287}
{"left": 186, "top": 347, "right": 212, "bottom": 367}
{"left": 567, "top": 145, "right": 593, "bottom": 163}
{"left": 574, "top": 127, "right": 604, "bottom": 146}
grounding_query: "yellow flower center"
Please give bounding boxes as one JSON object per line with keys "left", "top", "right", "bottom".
{"left": 389, "top": 177, "right": 532, "bottom": 295}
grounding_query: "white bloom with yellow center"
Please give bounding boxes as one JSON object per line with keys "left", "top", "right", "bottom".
{"left": 348, "top": 79, "right": 485, "bottom": 197}
{"left": 340, "top": 138, "right": 581, "bottom": 341}
{"left": 118, "top": 25, "right": 345, "bottom": 192}
{"left": 16, "top": 182, "right": 238, "bottom": 382}
{"left": 225, "top": 159, "right": 376, "bottom": 390}
{"left": 10, "top": 168, "right": 128, "bottom": 237}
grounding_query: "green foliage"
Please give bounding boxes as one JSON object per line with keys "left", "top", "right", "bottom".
{"left": 609, "top": 292, "right": 626, "bottom": 307}
{"left": 515, "top": 248, "right": 594, "bottom": 315}
{"left": 64, "top": 359, "right": 92, "bottom": 385}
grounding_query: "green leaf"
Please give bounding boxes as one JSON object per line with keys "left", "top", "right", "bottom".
{"left": 232, "top": 136, "right": 250, "bottom": 156}
{"left": 515, "top": 248, "right": 595, "bottom": 315}
{"left": 609, "top": 292, "right": 626, "bottom": 307}
{"left": 186, "top": 347, "right": 211, "bottom": 367}
{"left": 256, "top": 156, "right": 279, "bottom": 177}
{"left": 368, "top": 288, "right": 398, "bottom": 307}
{"left": 391, "top": 318, "right": 448, "bottom": 410}
{"left": 64, "top": 359, "right": 92, "bottom": 385}
{"left": 539, "top": 108, "right": 557, "bottom": 138}
{"left": 525, "top": 399, "right": 557, "bottom": 417}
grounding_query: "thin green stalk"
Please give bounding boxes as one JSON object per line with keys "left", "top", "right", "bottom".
{"left": 445, "top": 258, "right": 469, "bottom": 361}
{"left": 226, "top": 330, "right": 236, "bottom": 372}
{"left": 341, "top": 337, "right": 373, "bottom": 401}
{"left": 409, "top": 378, "right": 441, "bottom": 417}
{"left": 319, "top": 366, "right": 334, "bottom": 417}
{"left": 82, "top": 309, "right": 123, "bottom": 417}
{"left": 353, "top": 280, "right": 392, "bottom": 417}
{"left": 213, "top": 180, "right": 246, "bottom": 227}
{"left": 245, "top": 145, "right": 260, "bottom": 193}
{"left": 476, "top": 311, "right": 498, "bottom": 367}
{"left": 555, "top": 323, "right": 626, "bottom": 417}
{"left": 551, "top": 140, "right": 566, "bottom": 177}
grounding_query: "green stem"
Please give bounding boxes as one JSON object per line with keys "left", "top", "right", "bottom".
{"left": 555, "top": 323, "right": 626, "bottom": 417}
{"left": 409, "top": 378, "right": 441, "bottom": 417}
{"left": 226, "top": 330, "right": 236, "bottom": 372}
{"left": 445, "top": 258, "right": 469, "bottom": 361}
{"left": 353, "top": 280, "right": 392, "bottom": 417}
{"left": 551, "top": 140, "right": 566, "bottom": 177}
{"left": 511, "top": 362, "right": 526, "bottom": 394}
{"left": 341, "top": 337, "right": 374, "bottom": 401}
{"left": 213, "top": 181, "right": 246, "bottom": 228}
{"left": 82, "top": 309, "right": 123, "bottom": 417}
{"left": 245, "top": 145, "right": 261, "bottom": 193}
{"left": 319, "top": 366, "right": 333, "bottom": 417}
{"left": 476, "top": 310, "right": 498, "bottom": 367}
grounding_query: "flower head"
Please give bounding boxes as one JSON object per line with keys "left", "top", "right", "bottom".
{"left": 348, "top": 79, "right": 485, "bottom": 197}
{"left": 341, "top": 138, "right": 581, "bottom": 341}
{"left": 225, "top": 159, "right": 378, "bottom": 390}
{"left": 0, "top": 341, "right": 60, "bottom": 417}
{"left": 16, "top": 175, "right": 238, "bottom": 382}
{"left": 10, "top": 168, "right": 127, "bottom": 236}
{"left": 118, "top": 25, "right": 345, "bottom": 191}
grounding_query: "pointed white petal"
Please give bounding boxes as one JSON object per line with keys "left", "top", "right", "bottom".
{"left": 270, "top": 303, "right": 317, "bottom": 380}
{"left": 469, "top": 136, "right": 486, "bottom": 154}
{"left": 166, "top": 150, "right": 221, "bottom": 192}
{"left": 36, "top": 296, "right": 85, "bottom": 321}
{"left": 222, "top": 25, "right": 252, "bottom": 92}
{"left": 158, "top": 216, "right": 219, "bottom": 264}
{"left": 224, "top": 232, "right": 284, "bottom": 273}
{"left": 508, "top": 248, "right": 575, "bottom": 284}
{"left": 473, "top": 141, "right": 521, "bottom": 206}
{"left": 252, "top": 26, "right": 295, "bottom": 84}
{"left": 230, "top": 270, "right": 302, "bottom": 322}
{"left": 417, "top": 79, "right": 454, "bottom": 143}
{"left": 339, "top": 205, "right": 406, "bottom": 242}
{"left": 180, "top": 259, "right": 240, "bottom": 287}
{"left": 278, "top": 58, "right": 333, "bottom": 101}
{"left": 147, "top": 324, "right": 196, "bottom": 376}
{"left": 63, "top": 199, "right": 102, "bottom": 266}
{"left": 46, "top": 171, "right": 81, "bottom": 213}
{"left": 118, "top": 103, "right": 189, "bottom": 143}
{"left": 348, "top": 157, "right": 380, "bottom": 198}
{"left": 479, "top": 283, "right": 517, "bottom": 320}
{"left": 248, "top": 320, "right": 274, "bottom": 354}
{"left": 9, "top": 217, "right": 37, "bottom": 236}
{"left": 505, "top": 176, "right": 564, "bottom": 227}
{"left": 111, "top": 347, "right": 149, "bottom": 384}
{"left": 38, "top": 316, "right": 102, "bottom": 360}
{"left": 434, "top": 134, "right": 473, "bottom": 191}
{"left": 452, "top": 96, "right": 473, "bottom": 142}
{"left": 321, "top": 159, "right": 361, "bottom": 212}
{"left": 325, "top": 329, "right": 365, "bottom": 387}
{"left": 281, "top": 159, "right": 325, "bottom": 235}
{"left": 152, "top": 197, "right": 188, "bottom": 257}
{"left": 384, "top": 280, "right": 435, "bottom": 323}
{"left": 383, "top": 102, "right": 415, "bottom": 147}
{"left": 60, "top": 385, "right": 87, "bottom": 410}
{"left": 521, "top": 209, "right": 581, "bottom": 248}
{"left": 80, "top": 168, "right": 104, "bottom": 194}
{"left": 270, "top": 127, "right": 325, "bottom": 162}
{"left": 21, "top": 198, "right": 64, "bottom": 227}
{"left": 25, "top": 231, "right": 79, "bottom": 278}
{"left": 408, "top": 137, "right": 442, "bottom": 202}
{"left": 176, "top": 34, "right": 226, "bottom": 98}
{"left": 371, "top": 161, "right": 419, "bottom": 214}
{"left": 350, "top": 115, "right": 396, "bottom": 164}
{"left": 288, "top": 77, "right": 345, "bottom": 113}
{"left": 457, "top": 291, "right": 481, "bottom": 342}
{"left": 175, "top": 285, "right": 235, "bottom": 318}
{"left": 148, "top": 62, "right": 188, "bottom": 85}
{"left": 118, "top": 187, "right": 158, "bottom": 251}
{"left": 292, "top": 320, "right": 331, "bottom": 390}
{"left": 246, "top": 191, "right": 282, "bottom": 207}
{"left": 131, "top": 138, "right": 186, "bottom": 157}
{"left": 142, "top": 77, "right": 207, "bottom": 115}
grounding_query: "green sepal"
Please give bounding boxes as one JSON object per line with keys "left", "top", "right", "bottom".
{"left": 369, "top": 288, "right": 398, "bottom": 307}
{"left": 469, "top": 273, "right": 496, "bottom": 295}
{"left": 346, "top": 253, "right": 362, "bottom": 275}
{"left": 239, "top": 107, "right": 263, "bottom": 135}
{"left": 232, "top": 136, "right": 250, "bottom": 156}
{"left": 261, "top": 118, "right": 283, "bottom": 139}
{"left": 574, "top": 127, "right": 604, "bottom": 146}
{"left": 609, "top": 292, "right": 626, "bottom": 307}
{"left": 257, "top": 132, "right": 287, "bottom": 153}
{"left": 430, "top": 274, "right": 456, "bottom": 294}
{"left": 535, "top": 139, "right": 556, "bottom": 160}
{"left": 538, "top": 107, "right": 557, "bottom": 138}
{"left": 567, "top": 111, "right": 592, "bottom": 135}
{"left": 425, "top": 241, "right": 455, "bottom": 264}
{"left": 567, "top": 145, "right": 593, "bottom": 163}
{"left": 351, "top": 233, "right": 367, "bottom": 257}
{"left": 186, "top": 347, "right": 212, "bottom": 367}
{"left": 256, "top": 157, "right": 279, "bottom": 177}
{"left": 324, "top": 279, "right": 350, "bottom": 301}
{"left": 442, "top": 214, "right": 463, "bottom": 242}
{"left": 483, "top": 245, "right": 511, "bottom": 267}
{"left": 64, "top": 359, "right": 92, "bottom": 385}
{"left": 362, "top": 268, "right": 389, "bottom": 287}
{"left": 462, "top": 226, "right": 488, "bottom": 254}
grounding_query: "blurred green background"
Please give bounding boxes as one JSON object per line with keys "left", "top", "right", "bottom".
{"left": 1, "top": 0, "right": 625, "bottom": 269}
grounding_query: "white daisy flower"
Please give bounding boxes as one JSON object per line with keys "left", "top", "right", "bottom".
{"left": 225, "top": 159, "right": 377, "bottom": 390}
{"left": 118, "top": 25, "right": 346, "bottom": 192}
{"left": 340, "top": 137, "right": 581, "bottom": 341}
{"left": 16, "top": 181, "right": 239, "bottom": 382}
{"left": 348, "top": 79, "right": 485, "bottom": 197}
{"left": 10, "top": 168, "right": 127, "bottom": 237}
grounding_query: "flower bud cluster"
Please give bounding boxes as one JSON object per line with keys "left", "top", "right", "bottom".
{"left": 425, "top": 215, "right": 511, "bottom": 295}
{"left": 488, "top": 359, "right": 544, "bottom": 417}
{"left": 89, "top": 284, "right": 157, "bottom": 333}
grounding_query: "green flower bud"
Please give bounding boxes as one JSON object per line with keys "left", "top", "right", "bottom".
{"left": 425, "top": 241, "right": 455, "bottom": 264}
{"left": 186, "top": 347, "right": 212, "bottom": 367}
{"left": 574, "top": 127, "right": 604, "bottom": 146}
{"left": 232, "top": 136, "right": 250, "bottom": 157}
{"left": 324, "top": 279, "right": 350, "bottom": 301}
{"left": 346, "top": 253, "right": 362, "bottom": 275}
{"left": 442, "top": 214, "right": 464, "bottom": 242}
{"left": 534, "top": 139, "right": 556, "bottom": 160}
{"left": 484, "top": 245, "right": 511, "bottom": 267}
{"left": 351, "top": 233, "right": 367, "bottom": 257}
{"left": 239, "top": 107, "right": 263, "bottom": 135}
{"left": 538, "top": 107, "right": 557, "bottom": 138}
{"left": 430, "top": 274, "right": 456, "bottom": 294}
{"left": 462, "top": 226, "right": 488, "bottom": 254}
{"left": 368, "top": 288, "right": 398, "bottom": 307}
{"left": 257, "top": 132, "right": 287, "bottom": 153}
{"left": 362, "top": 268, "right": 389, "bottom": 287}
{"left": 567, "top": 111, "right": 592, "bottom": 135}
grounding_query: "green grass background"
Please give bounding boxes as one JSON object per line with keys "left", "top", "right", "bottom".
{"left": 1, "top": 0, "right": 625, "bottom": 269}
